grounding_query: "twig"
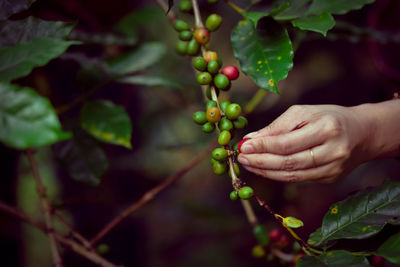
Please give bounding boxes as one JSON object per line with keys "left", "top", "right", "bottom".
{"left": 155, "top": 0, "right": 178, "bottom": 23}
{"left": 0, "top": 200, "right": 118, "bottom": 267}
{"left": 90, "top": 140, "right": 217, "bottom": 245}
{"left": 244, "top": 89, "right": 268, "bottom": 114}
{"left": 26, "top": 149, "right": 64, "bottom": 267}
{"left": 270, "top": 248, "right": 295, "bottom": 262}
{"left": 191, "top": 0, "right": 204, "bottom": 28}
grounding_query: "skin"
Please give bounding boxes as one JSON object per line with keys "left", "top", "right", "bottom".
{"left": 238, "top": 100, "right": 400, "bottom": 183}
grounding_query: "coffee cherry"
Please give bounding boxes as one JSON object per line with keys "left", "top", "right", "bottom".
{"left": 214, "top": 74, "right": 230, "bottom": 90}
{"left": 197, "top": 72, "right": 212, "bottom": 85}
{"left": 193, "top": 56, "right": 207, "bottom": 71}
{"left": 238, "top": 138, "right": 250, "bottom": 153}
{"left": 219, "top": 100, "right": 230, "bottom": 113}
{"left": 253, "top": 225, "right": 269, "bottom": 246}
{"left": 193, "top": 111, "right": 207, "bottom": 125}
{"left": 206, "top": 106, "right": 221, "bottom": 123}
{"left": 233, "top": 116, "right": 248, "bottom": 129}
{"left": 276, "top": 234, "right": 289, "bottom": 249}
{"left": 175, "top": 41, "right": 187, "bottom": 55}
{"left": 218, "top": 117, "right": 233, "bottom": 131}
{"left": 202, "top": 122, "right": 215, "bottom": 133}
{"left": 207, "top": 60, "right": 220, "bottom": 74}
{"left": 212, "top": 147, "right": 228, "bottom": 161}
{"left": 228, "top": 163, "right": 240, "bottom": 178}
{"left": 213, "top": 160, "right": 227, "bottom": 175}
{"left": 97, "top": 244, "right": 110, "bottom": 255}
{"left": 229, "top": 191, "right": 238, "bottom": 201}
{"left": 206, "top": 14, "right": 222, "bottom": 32}
{"left": 268, "top": 228, "right": 282, "bottom": 243}
{"left": 187, "top": 38, "right": 200, "bottom": 55}
{"left": 194, "top": 28, "right": 210, "bottom": 44}
{"left": 173, "top": 20, "right": 189, "bottom": 32}
{"left": 225, "top": 103, "right": 242, "bottom": 120}
{"left": 207, "top": 0, "right": 219, "bottom": 3}
{"left": 371, "top": 256, "right": 385, "bottom": 267}
{"left": 293, "top": 241, "right": 302, "bottom": 252}
{"left": 221, "top": 65, "right": 240, "bottom": 80}
{"left": 251, "top": 245, "right": 266, "bottom": 258}
{"left": 206, "top": 100, "right": 218, "bottom": 110}
{"left": 218, "top": 130, "right": 231, "bottom": 145}
{"left": 204, "top": 51, "right": 218, "bottom": 62}
{"left": 179, "top": 30, "right": 193, "bottom": 41}
{"left": 238, "top": 186, "right": 254, "bottom": 199}
{"left": 206, "top": 86, "right": 219, "bottom": 100}
{"left": 179, "top": 0, "right": 192, "bottom": 12}
{"left": 232, "top": 142, "right": 239, "bottom": 153}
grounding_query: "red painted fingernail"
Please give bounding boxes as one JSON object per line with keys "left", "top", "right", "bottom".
{"left": 238, "top": 138, "right": 250, "bottom": 153}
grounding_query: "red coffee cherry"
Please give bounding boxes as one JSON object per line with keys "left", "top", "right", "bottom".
{"left": 221, "top": 65, "right": 240, "bottom": 80}
{"left": 237, "top": 138, "right": 250, "bottom": 153}
{"left": 194, "top": 28, "right": 210, "bottom": 44}
{"left": 268, "top": 228, "right": 282, "bottom": 243}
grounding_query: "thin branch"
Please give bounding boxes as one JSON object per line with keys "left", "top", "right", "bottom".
{"left": 191, "top": 0, "right": 204, "bottom": 28}
{"left": 155, "top": 0, "right": 178, "bottom": 23}
{"left": 243, "top": 89, "right": 268, "bottom": 114}
{"left": 26, "top": 149, "right": 64, "bottom": 267}
{"left": 90, "top": 140, "right": 217, "bottom": 245}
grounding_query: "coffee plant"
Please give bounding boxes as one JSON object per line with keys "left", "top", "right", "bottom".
{"left": 0, "top": 0, "right": 399, "bottom": 266}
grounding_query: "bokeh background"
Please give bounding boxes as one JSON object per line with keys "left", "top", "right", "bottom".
{"left": 1, "top": 0, "right": 400, "bottom": 266}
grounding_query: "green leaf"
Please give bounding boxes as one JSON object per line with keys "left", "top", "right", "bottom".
{"left": 0, "top": 82, "right": 71, "bottom": 149}
{"left": 283, "top": 216, "right": 304, "bottom": 228}
{"left": 107, "top": 42, "right": 167, "bottom": 76}
{"left": 308, "top": 0, "right": 375, "bottom": 15}
{"left": 292, "top": 12, "right": 335, "bottom": 36}
{"left": 273, "top": 0, "right": 312, "bottom": 20}
{"left": 243, "top": 12, "right": 268, "bottom": 27}
{"left": 79, "top": 101, "right": 132, "bottom": 149}
{"left": 309, "top": 179, "right": 400, "bottom": 247}
{"left": 119, "top": 75, "right": 183, "bottom": 90}
{"left": 269, "top": 0, "right": 291, "bottom": 17}
{"left": 376, "top": 231, "right": 400, "bottom": 264}
{"left": 0, "top": 0, "right": 37, "bottom": 20}
{"left": 231, "top": 17, "right": 293, "bottom": 93}
{"left": 52, "top": 125, "right": 108, "bottom": 186}
{"left": 296, "top": 250, "right": 371, "bottom": 267}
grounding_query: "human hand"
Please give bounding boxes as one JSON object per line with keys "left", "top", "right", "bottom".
{"left": 237, "top": 104, "right": 374, "bottom": 183}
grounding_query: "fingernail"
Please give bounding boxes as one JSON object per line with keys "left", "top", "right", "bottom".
{"left": 238, "top": 156, "right": 249, "bottom": 165}
{"left": 244, "top": 131, "right": 258, "bottom": 138}
{"left": 242, "top": 144, "right": 254, "bottom": 153}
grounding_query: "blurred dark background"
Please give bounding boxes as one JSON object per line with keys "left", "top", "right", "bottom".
{"left": 1, "top": 0, "right": 400, "bottom": 266}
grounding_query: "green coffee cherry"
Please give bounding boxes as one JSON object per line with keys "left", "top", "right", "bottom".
{"left": 218, "top": 130, "right": 231, "bottom": 145}
{"left": 173, "top": 20, "right": 189, "bottom": 32}
{"left": 97, "top": 244, "right": 110, "bottom": 255}
{"left": 206, "top": 14, "right": 222, "bottom": 32}
{"left": 252, "top": 245, "right": 266, "bottom": 258}
{"left": 233, "top": 116, "right": 248, "bottom": 129}
{"left": 214, "top": 74, "right": 230, "bottom": 90}
{"left": 202, "top": 122, "right": 215, "bottom": 133}
{"left": 212, "top": 147, "right": 228, "bottom": 161}
{"left": 193, "top": 111, "right": 207, "bottom": 125}
{"left": 197, "top": 72, "right": 212, "bottom": 85}
{"left": 229, "top": 191, "right": 239, "bottom": 201}
{"left": 206, "top": 86, "right": 219, "bottom": 100}
{"left": 179, "top": 0, "right": 192, "bottom": 12}
{"left": 179, "top": 30, "right": 193, "bottom": 41}
{"left": 193, "top": 57, "right": 207, "bottom": 71}
{"left": 219, "top": 100, "right": 230, "bottom": 113}
{"left": 218, "top": 117, "right": 233, "bottom": 131}
{"left": 206, "top": 100, "right": 217, "bottom": 110}
{"left": 208, "top": 0, "right": 219, "bottom": 3}
{"left": 225, "top": 103, "right": 242, "bottom": 120}
{"left": 232, "top": 142, "right": 239, "bottom": 153}
{"left": 207, "top": 60, "right": 220, "bottom": 74}
{"left": 187, "top": 38, "right": 200, "bottom": 55}
{"left": 253, "top": 225, "right": 270, "bottom": 246}
{"left": 175, "top": 41, "right": 187, "bottom": 55}
{"left": 213, "top": 161, "right": 227, "bottom": 175}
{"left": 238, "top": 186, "right": 254, "bottom": 199}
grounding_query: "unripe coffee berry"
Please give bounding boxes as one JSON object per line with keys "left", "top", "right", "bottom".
{"left": 97, "top": 244, "right": 110, "bottom": 255}
{"left": 175, "top": 41, "right": 187, "bottom": 55}
{"left": 218, "top": 130, "right": 231, "bottom": 145}
{"left": 202, "top": 122, "right": 215, "bottom": 133}
{"left": 206, "top": 106, "right": 221, "bottom": 123}
{"left": 251, "top": 245, "right": 266, "bottom": 258}
{"left": 212, "top": 147, "right": 228, "bottom": 161}
{"left": 193, "top": 56, "right": 207, "bottom": 71}
{"left": 221, "top": 65, "right": 240, "bottom": 80}
{"left": 194, "top": 28, "right": 210, "bottom": 44}
{"left": 229, "top": 191, "right": 239, "bottom": 201}
{"left": 197, "top": 72, "right": 212, "bottom": 85}
{"left": 238, "top": 186, "right": 254, "bottom": 199}
{"left": 225, "top": 103, "right": 242, "bottom": 120}
{"left": 187, "top": 38, "right": 200, "bottom": 55}
{"left": 233, "top": 116, "right": 248, "bottom": 129}
{"left": 206, "top": 86, "right": 219, "bottom": 100}
{"left": 179, "top": 0, "right": 192, "bottom": 12}
{"left": 204, "top": 51, "right": 218, "bottom": 62}
{"left": 173, "top": 20, "right": 189, "bottom": 32}
{"left": 214, "top": 74, "right": 230, "bottom": 90}
{"left": 207, "top": 60, "right": 220, "bottom": 74}
{"left": 219, "top": 100, "right": 230, "bottom": 113}
{"left": 193, "top": 111, "right": 207, "bottom": 125}
{"left": 218, "top": 117, "right": 233, "bottom": 131}
{"left": 253, "top": 225, "right": 269, "bottom": 246}
{"left": 179, "top": 30, "right": 193, "bottom": 41}
{"left": 213, "top": 161, "right": 227, "bottom": 175}
{"left": 206, "top": 14, "right": 222, "bottom": 32}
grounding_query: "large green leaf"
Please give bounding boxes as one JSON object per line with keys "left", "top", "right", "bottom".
{"left": 0, "top": 0, "right": 37, "bottom": 20}
{"left": 273, "top": 0, "right": 312, "bottom": 20}
{"left": 115, "top": 7, "right": 164, "bottom": 37}
{"left": 119, "top": 75, "right": 183, "bottom": 90}
{"left": 296, "top": 250, "right": 371, "bottom": 267}
{"left": 52, "top": 126, "right": 108, "bottom": 186}
{"left": 292, "top": 12, "right": 335, "bottom": 36}
{"left": 376, "top": 231, "right": 400, "bottom": 264}
{"left": 231, "top": 17, "right": 293, "bottom": 93}
{"left": 107, "top": 42, "right": 167, "bottom": 76}
{"left": 79, "top": 101, "right": 132, "bottom": 149}
{"left": 0, "top": 83, "right": 71, "bottom": 149}
{"left": 308, "top": 0, "right": 375, "bottom": 15}
{"left": 308, "top": 179, "right": 400, "bottom": 247}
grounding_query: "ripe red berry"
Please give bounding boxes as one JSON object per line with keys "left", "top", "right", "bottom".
{"left": 371, "top": 256, "right": 385, "bottom": 267}
{"left": 221, "top": 65, "right": 239, "bottom": 80}
{"left": 194, "top": 28, "right": 210, "bottom": 44}
{"left": 268, "top": 228, "right": 282, "bottom": 243}
{"left": 237, "top": 138, "right": 250, "bottom": 153}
